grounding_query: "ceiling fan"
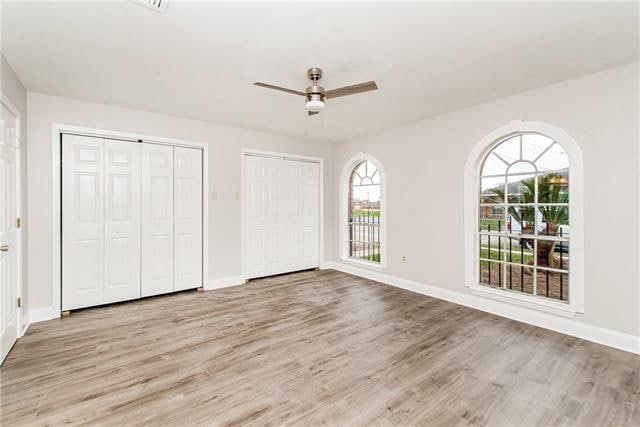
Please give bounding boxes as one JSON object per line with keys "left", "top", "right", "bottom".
{"left": 254, "top": 68, "right": 378, "bottom": 116}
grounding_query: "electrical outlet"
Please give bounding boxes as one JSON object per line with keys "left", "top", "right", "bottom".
{"left": 210, "top": 191, "right": 217, "bottom": 201}
{"left": 402, "top": 256, "right": 406, "bottom": 263}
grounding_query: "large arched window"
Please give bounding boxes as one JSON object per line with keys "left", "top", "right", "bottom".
{"left": 340, "top": 153, "right": 386, "bottom": 268}
{"left": 465, "top": 121, "right": 583, "bottom": 315}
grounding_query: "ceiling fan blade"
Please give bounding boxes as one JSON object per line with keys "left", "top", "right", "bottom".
{"left": 324, "top": 81, "right": 378, "bottom": 99}
{"left": 253, "top": 82, "right": 305, "bottom": 97}
{"left": 308, "top": 111, "right": 319, "bottom": 116}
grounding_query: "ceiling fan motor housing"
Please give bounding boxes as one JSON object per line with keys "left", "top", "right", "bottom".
{"left": 305, "top": 88, "right": 325, "bottom": 103}
{"left": 306, "top": 68, "right": 326, "bottom": 102}
{"left": 307, "top": 67, "right": 323, "bottom": 80}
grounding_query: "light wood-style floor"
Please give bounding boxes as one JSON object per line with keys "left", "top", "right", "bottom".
{"left": 1, "top": 270, "right": 638, "bottom": 426}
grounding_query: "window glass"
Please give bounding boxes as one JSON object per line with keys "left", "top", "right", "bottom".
{"left": 478, "top": 134, "right": 570, "bottom": 302}
{"left": 349, "top": 160, "right": 381, "bottom": 264}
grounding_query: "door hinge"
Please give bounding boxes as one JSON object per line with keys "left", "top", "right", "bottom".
{"left": 17, "top": 297, "right": 21, "bottom": 308}
{"left": 16, "top": 217, "right": 21, "bottom": 229}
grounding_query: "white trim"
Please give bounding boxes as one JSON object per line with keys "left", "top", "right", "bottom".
{"left": 339, "top": 152, "right": 387, "bottom": 269}
{"left": 325, "top": 261, "right": 639, "bottom": 355}
{"left": 464, "top": 120, "right": 584, "bottom": 314}
{"left": 205, "top": 275, "right": 246, "bottom": 290}
{"left": 468, "top": 283, "right": 575, "bottom": 318}
{"left": 1, "top": 93, "right": 24, "bottom": 342}
{"left": 340, "top": 256, "right": 385, "bottom": 271}
{"left": 28, "top": 306, "right": 59, "bottom": 324}
{"left": 51, "top": 123, "right": 210, "bottom": 316}
{"left": 240, "top": 148, "right": 325, "bottom": 279}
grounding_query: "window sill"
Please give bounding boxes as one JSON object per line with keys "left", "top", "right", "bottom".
{"left": 468, "top": 284, "right": 576, "bottom": 318}
{"left": 341, "top": 257, "right": 386, "bottom": 271}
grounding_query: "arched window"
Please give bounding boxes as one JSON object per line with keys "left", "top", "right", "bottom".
{"left": 465, "top": 121, "right": 583, "bottom": 315}
{"left": 340, "top": 153, "right": 386, "bottom": 268}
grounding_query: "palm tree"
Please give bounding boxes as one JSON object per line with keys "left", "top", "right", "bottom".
{"left": 535, "top": 174, "right": 569, "bottom": 267}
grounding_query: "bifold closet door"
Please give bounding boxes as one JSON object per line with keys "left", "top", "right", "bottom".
{"left": 62, "top": 135, "right": 105, "bottom": 310}
{"left": 104, "top": 140, "right": 141, "bottom": 304}
{"left": 244, "top": 155, "right": 319, "bottom": 280}
{"left": 141, "top": 143, "right": 174, "bottom": 297}
{"left": 173, "top": 147, "right": 203, "bottom": 291}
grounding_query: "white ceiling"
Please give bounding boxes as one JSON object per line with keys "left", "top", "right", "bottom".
{"left": 2, "top": 1, "right": 638, "bottom": 142}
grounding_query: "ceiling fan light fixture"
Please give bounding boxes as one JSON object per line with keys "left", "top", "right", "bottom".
{"left": 305, "top": 99, "right": 325, "bottom": 112}
{"left": 305, "top": 94, "right": 325, "bottom": 112}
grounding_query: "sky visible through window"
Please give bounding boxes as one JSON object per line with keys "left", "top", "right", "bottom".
{"left": 481, "top": 134, "right": 569, "bottom": 193}
{"left": 351, "top": 160, "right": 381, "bottom": 203}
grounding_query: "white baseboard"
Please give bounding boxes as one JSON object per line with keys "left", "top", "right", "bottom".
{"left": 29, "top": 306, "right": 60, "bottom": 324}
{"left": 205, "top": 275, "right": 246, "bottom": 290}
{"left": 324, "top": 261, "right": 640, "bottom": 355}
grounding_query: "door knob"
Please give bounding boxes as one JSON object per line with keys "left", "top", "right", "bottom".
{"left": 0, "top": 245, "right": 8, "bottom": 252}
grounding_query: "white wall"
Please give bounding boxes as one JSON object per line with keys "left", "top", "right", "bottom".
{"left": 23, "top": 62, "right": 640, "bottom": 345}
{"left": 27, "top": 93, "right": 335, "bottom": 311}
{"left": 1, "top": 54, "right": 29, "bottom": 331}
{"left": 331, "top": 63, "right": 639, "bottom": 337}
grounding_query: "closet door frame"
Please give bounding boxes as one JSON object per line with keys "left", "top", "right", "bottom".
{"left": 51, "top": 124, "right": 209, "bottom": 318}
{"left": 241, "top": 148, "right": 324, "bottom": 279}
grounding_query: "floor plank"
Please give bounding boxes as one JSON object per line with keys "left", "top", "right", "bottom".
{"left": 1, "top": 270, "right": 638, "bottom": 426}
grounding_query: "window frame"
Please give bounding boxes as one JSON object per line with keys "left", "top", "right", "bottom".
{"left": 464, "top": 121, "right": 584, "bottom": 317}
{"left": 340, "top": 152, "right": 387, "bottom": 269}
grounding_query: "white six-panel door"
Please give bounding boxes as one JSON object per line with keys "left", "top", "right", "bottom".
{"left": 0, "top": 102, "right": 20, "bottom": 363}
{"left": 173, "top": 147, "right": 203, "bottom": 291}
{"left": 245, "top": 156, "right": 267, "bottom": 278}
{"left": 141, "top": 143, "right": 174, "bottom": 297}
{"left": 62, "top": 135, "right": 105, "bottom": 310}
{"left": 244, "top": 155, "right": 319, "bottom": 279}
{"left": 104, "top": 140, "right": 141, "bottom": 304}
{"left": 285, "top": 160, "right": 319, "bottom": 272}
{"left": 265, "top": 157, "right": 286, "bottom": 276}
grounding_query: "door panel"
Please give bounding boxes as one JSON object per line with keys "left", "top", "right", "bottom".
{"left": 285, "top": 162, "right": 303, "bottom": 271}
{"left": 0, "top": 102, "right": 19, "bottom": 364}
{"left": 141, "top": 144, "right": 174, "bottom": 297}
{"left": 284, "top": 160, "right": 319, "bottom": 271}
{"left": 300, "top": 162, "right": 319, "bottom": 267}
{"left": 62, "top": 134, "right": 105, "bottom": 310}
{"left": 173, "top": 147, "right": 203, "bottom": 291}
{"left": 104, "top": 140, "right": 141, "bottom": 303}
{"left": 264, "top": 158, "right": 286, "bottom": 276}
{"left": 245, "top": 157, "right": 267, "bottom": 278}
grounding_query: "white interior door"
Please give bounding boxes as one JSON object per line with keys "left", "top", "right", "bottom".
{"left": 285, "top": 160, "right": 319, "bottom": 272}
{"left": 173, "top": 147, "right": 203, "bottom": 291}
{"left": 141, "top": 143, "right": 174, "bottom": 297}
{"left": 244, "top": 154, "right": 319, "bottom": 280}
{"left": 104, "top": 140, "right": 141, "bottom": 303}
{"left": 62, "top": 134, "right": 105, "bottom": 311}
{"left": 245, "top": 156, "right": 267, "bottom": 278}
{"left": 0, "top": 102, "right": 20, "bottom": 363}
{"left": 264, "top": 157, "right": 286, "bottom": 276}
